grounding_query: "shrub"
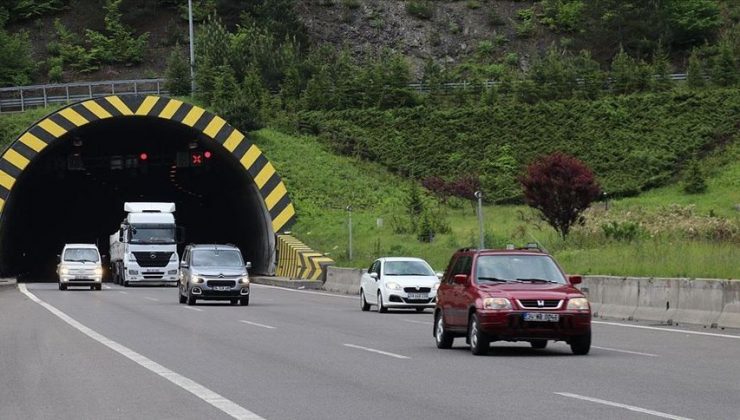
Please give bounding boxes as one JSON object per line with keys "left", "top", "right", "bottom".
{"left": 406, "top": 1, "right": 433, "bottom": 20}
{"left": 164, "top": 46, "right": 191, "bottom": 96}
{"left": 0, "top": 28, "right": 35, "bottom": 86}
{"left": 601, "top": 221, "right": 642, "bottom": 241}
{"left": 520, "top": 152, "right": 601, "bottom": 238}
{"left": 683, "top": 159, "right": 707, "bottom": 194}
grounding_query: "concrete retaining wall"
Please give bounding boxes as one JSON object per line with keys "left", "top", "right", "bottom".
{"left": 582, "top": 276, "right": 740, "bottom": 329}
{"left": 323, "top": 267, "right": 365, "bottom": 295}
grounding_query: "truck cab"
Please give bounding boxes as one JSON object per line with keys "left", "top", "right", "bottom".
{"left": 110, "top": 202, "right": 181, "bottom": 287}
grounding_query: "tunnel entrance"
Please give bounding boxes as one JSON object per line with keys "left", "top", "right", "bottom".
{"left": 0, "top": 96, "right": 295, "bottom": 281}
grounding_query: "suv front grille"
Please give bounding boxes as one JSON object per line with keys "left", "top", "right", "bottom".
{"left": 517, "top": 299, "right": 563, "bottom": 309}
{"left": 133, "top": 252, "right": 173, "bottom": 267}
{"left": 207, "top": 280, "right": 236, "bottom": 288}
{"left": 403, "top": 287, "right": 431, "bottom": 293}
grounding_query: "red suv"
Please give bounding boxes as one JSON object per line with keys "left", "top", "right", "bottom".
{"left": 433, "top": 246, "right": 591, "bottom": 355}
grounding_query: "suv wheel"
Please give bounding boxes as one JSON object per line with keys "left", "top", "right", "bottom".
{"left": 434, "top": 311, "right": 453, "bottom": 349}
{"left": 570, "top": 331, "right": 591, "bottom": 355}
{"left": 468, "top": 313, "right": 489, "bottom": 356}
{"left": 530, "top": 340, "right": 548, "bottom": 349}
{"left": 360, "top": 289, "right": 370, "bottom": 311}
{"left": 377, "top": 292, "right": 388, "bottom": 313}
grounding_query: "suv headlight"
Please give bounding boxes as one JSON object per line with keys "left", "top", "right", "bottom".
{"left": 483, "top": 297, "right": 512, "bottom": 310}
{"left": 239, "top": 276, "right": 250, "bottom": 285}
{"left": 192, "top": 277, "right": 205, "bottom": 284}
{"left": 385, "top": 281, "right": 401, "bottom": 290}
{"left": 567, "top": 297, "right": 590, "bottom": 310}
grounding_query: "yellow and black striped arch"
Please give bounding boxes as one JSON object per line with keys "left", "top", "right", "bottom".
{"left": 0, "top": 95, "right": 296, "bottom": 233}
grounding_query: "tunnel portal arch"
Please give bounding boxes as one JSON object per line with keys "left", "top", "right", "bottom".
{"left": 0, "top": 95, "right": 296, "bottom": 278}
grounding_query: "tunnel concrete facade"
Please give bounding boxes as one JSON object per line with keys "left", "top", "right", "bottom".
{"left": 0, "top": 95, "right": 296, "bottom": 278}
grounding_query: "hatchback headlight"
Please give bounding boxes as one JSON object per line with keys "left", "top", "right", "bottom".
{"left": 385, "top": 281, "right": 401, "bottom": 290}
{"left": 239, "top": 276, "right": 250, "bottom": 284}
{"left": 432, "top": 282, "right": 440, "bottom": 291}
{"left": 193, "top": 277, "right": 205, "bottom": 284}
{"left": 483, "top": 297, "right": 512, "bottom": 310}
{"left": 567, "top": 297, "right": 590, "bottom": 310}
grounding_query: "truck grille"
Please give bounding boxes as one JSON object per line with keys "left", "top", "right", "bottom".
{"left": 207, "top": 280, "right": 236, "bottom": 288}
{"left": 143, "top": 272, "right": 164, "bottom": 279}
{"left": 403, "top": 287, "right": 431, "bottom": 293}
{"left": 133, "top": 252, "right": 173, "bottom": 267}
{"left": 517, "top": 299, "right": 562, "bottom": 309}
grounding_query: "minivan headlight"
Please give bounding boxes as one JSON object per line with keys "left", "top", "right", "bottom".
{"left": 94, "top": 267, "right": 103, "bottom": 276}
{"left": 239, "top": 276, "right": 250, "bottom": 284}
{"left": 567, "top": 297, "right": 590, "bottom": 310}
{"left": 60, "top": 267, "right": 69, "bottom": 275}
{"left": 483, "top": 297, "right": 512, "bottom": 310}
{"left": 193, "top": 277, "right": 205, "bottom": 284}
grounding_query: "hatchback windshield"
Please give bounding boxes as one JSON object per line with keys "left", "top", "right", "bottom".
{"left": 475, "top": 255, "right": 566, "bottom": 284}
{"left": 384, "top": 260, "right": 435, "bottom": 276}
{"left": 192, "top": 250, "right": 244, "bottom": 267}
{"left": 63, "top": 248, "right": 99, "bottom": 262}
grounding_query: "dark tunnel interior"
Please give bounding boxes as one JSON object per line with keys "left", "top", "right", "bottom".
{"left": 0, "top": 116, "right": 275, "bottom": 280}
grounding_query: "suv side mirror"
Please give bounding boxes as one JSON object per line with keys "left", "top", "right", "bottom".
{"left": 569, "top": 275, "right": 582, "bottom": 285}
{"left": 369, "top": 272, "right": 378, "bottom": 280}
{"left": 245, "top": 261, "right": 252, "bottom": 269}
{"left": 453, "top": 274, "right": 468, "bottom": 285}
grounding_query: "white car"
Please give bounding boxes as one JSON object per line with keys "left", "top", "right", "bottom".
{"left": 57, "top": 243, "right": 104, "bottom": 291}
{"left": 360, "top": 257, "right": 442, "bottom": 313}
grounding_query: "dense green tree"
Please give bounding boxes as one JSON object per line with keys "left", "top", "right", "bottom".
{"left": 687, "top": 48, "right": 706, "bottom": 89}
{"left": 610, "top": 47, "right": 651, "bottom": 94}
{"left": 683, "top": 159, "right": 707, "bottom": 194}
{"left": 0, "top": 28, "right": 35, "bottom": 86}
{"left": 164, "top": 45, "right": 190, "bottom": 96}
{"left": 710, "top": 42, "right": 738, "bottom": 87}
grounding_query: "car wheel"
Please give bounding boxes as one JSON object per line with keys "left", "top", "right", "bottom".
{"left": 377, "top": 292, "right": 387, "bottom": 313}
{"left": 186, "top": 290, "right": 196, "bottom": 306}
{"left": 468, "top": 313, "right": 489, "bottom": 356}
{"left": 530, "top": 340, "right": 548, "bottom": 349}
{"left": 240, "top": 296, "right": 249, "bottom": 306}
{"left": 123, "top": 280, "right": 129, "bottom": 287}
{"left": 360, "top": 289, "right": 370, "bottom": 311}
{"left": 434, "top": 311, "right": 454, "bottom": 349}
{"left": 570, "top": 331, "right": 591, "bottom": 355}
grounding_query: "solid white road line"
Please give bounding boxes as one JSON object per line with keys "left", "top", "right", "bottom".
{"left": 183, "top": 306, "right": 203, "bottom": 312}
{"left": 343, "top": 343, "right": 410, "bottom": 359}
{"left": 252, "top": 284, "right": 357, "bottom": 300}
{"left": 592, "top": 346, "right": 659, "bottom": 357}
{"left": 555, "top": 392, "right": 693, "bottom": 420}
{"left": 144, "top": 297, "right": 159, "bottom": 302}
{"left": 18, "top": 284, "right": 263, "bottom": 420}
{"left": 239, "top": 320, "right": 276, "bottom": 330}
{"left": 593, "top": 321, "right": 740, "bottom": 340}
{"left": 402, "top": 319, "right": 433, "bottom": 325}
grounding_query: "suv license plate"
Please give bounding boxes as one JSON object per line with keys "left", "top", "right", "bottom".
{"left": 523, "top": 313, "right": 559, "bottom": 322}
{"left": 214, "top": 286, "right": 230, "bottom": 291}
{"left": 407, "top": 293, "right": 428, "bottom": 299}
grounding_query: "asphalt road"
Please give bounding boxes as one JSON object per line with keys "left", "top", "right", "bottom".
{"left": 1, "top": 282, "right": 738, "bottom": 420}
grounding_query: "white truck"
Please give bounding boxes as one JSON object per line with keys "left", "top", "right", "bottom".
{"left": 110, "top": 202, "right": 181, "bottom": 287}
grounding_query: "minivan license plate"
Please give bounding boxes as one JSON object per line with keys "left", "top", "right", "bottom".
{"left": 523, "top": 313, "right": 559, "bottom": 322}
{"left": 214, "top": 286, "right": 229, "bottom": 291}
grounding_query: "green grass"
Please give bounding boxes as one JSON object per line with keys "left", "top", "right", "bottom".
{"left": 253, "top": 129, "right": 739, "bottom": 279}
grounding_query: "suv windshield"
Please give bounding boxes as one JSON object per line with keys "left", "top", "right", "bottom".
{"left": 130, "top": 225, "right": 175, "bottom": 244}
{"left": 63, "top": 248, "right": 99, "bottom": 262}
{"left": 192, "top": 249, "right": 244, "bottom": 268}
{"left": 384, "top": 260, "right": 435, "bottom": 276}
{"left": 475, "top": 255, "right": 566, "bottom": 284}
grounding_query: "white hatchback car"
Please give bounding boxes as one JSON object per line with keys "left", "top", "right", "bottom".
{"left": 57, "top": 243, "right": 103, "bottom": 291}
{"left": 360, "top": 257, "right": 442, "bottom": 313}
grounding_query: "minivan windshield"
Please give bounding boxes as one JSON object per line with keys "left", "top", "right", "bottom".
{"left": 192, "top": 250, "right": 244, "bottom": 267}
{"left": 63, "top": 248, "right": 99, "bottom": 262}
{"left": 384, "top": 260, "right": 435, "bottom": 276}
{"left": 475, "top": 255, "right": 566, "bottom": 284}
{"left": 130, "top": 224, "right": 176, "bottom": 244}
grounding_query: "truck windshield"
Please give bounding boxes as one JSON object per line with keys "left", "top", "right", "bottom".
{"left": 130, "top": 225, "right": 176, "bottom": 244}
{"left": 475, "top": 255, "right": 567, "bottom": 284}
{"left": 192, "top": 250, "right": 244, "bottom": 267}
{"left": 63, "top": 248, "right": 99, "bottom": 262}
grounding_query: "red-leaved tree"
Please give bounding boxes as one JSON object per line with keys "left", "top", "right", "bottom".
{"left": 520, "top": 152, "right": 601, "bottom": 238}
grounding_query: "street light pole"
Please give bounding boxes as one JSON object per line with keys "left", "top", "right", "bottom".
{"left": 475, "top": 191, "right": 484, "bottom": 249}
{"left": 187, "top": 0, "right": 196, "bottom": 94}
{"left": 346, "top": 205, "right": 353, "bottom": 261}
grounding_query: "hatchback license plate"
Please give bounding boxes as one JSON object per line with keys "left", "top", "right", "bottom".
{"left": 214, "top": 286, "right": 230, "bottom": 291}
{"left": 523, "top": 313, "right": 559, "bottom": 322}
{"left": 407, "top": 293, "right": 428, "bottom": 300}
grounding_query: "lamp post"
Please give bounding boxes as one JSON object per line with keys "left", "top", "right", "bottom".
{"left": 346, "top": 205, "right": 353, "bottom": 261}
{"left": 188, "top": 0, "right": 196, "bottom": 94}
{"left": 474, "top": 191, "right": 484, "bottom": 249}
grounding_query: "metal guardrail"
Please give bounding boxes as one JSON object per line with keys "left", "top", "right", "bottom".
{"left": 0, "top": 73, "right": 688, "bottom": 114}
{"left": 0, "top": 79, "right": 167, "bottom": 113}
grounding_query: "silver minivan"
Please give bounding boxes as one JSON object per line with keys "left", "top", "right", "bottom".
{"left": 57, "top": 243, "right": 103, "bottom": 290}
{"left": 178, "top": 244, "right": 251, "bottom": 306}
